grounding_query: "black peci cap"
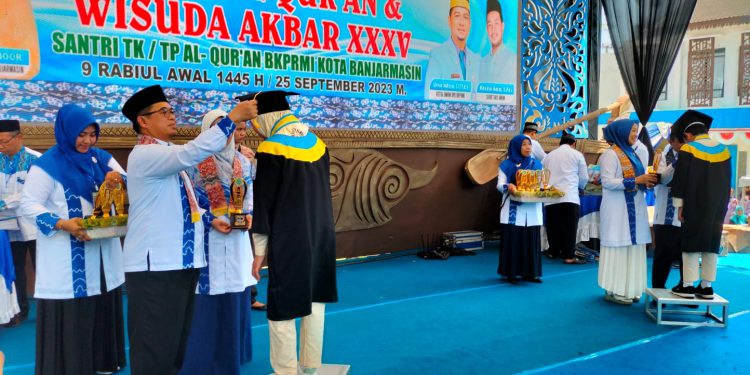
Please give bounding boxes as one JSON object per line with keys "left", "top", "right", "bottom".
{"left": 122, "top": 85, "right": 169, "bottom": 125}
{"left": 523, "top": 122, "right": 539, "bottom": 133}
{"left": 0, "top": 119, "right": 21, "bottom": 133}
{"left": 559, "top": 131, "right": 576, "bottom": 145}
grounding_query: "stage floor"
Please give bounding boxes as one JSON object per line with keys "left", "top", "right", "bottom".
{"left": 2, "top": 247, "right": 749, "bottom": 374}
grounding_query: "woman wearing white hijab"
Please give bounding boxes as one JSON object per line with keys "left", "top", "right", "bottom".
{"left": 180, "top": 109, "right": 257, "bottom": 375}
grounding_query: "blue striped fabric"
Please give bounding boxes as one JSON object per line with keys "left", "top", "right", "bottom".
{"left": 624, "top": 190, "right": 637, "bottom": 245}
{"left": 65, "top": 190, "right": 87, "bottom": 298}
{"left": 179, "top": 175, "right": 197, "bottom": 269}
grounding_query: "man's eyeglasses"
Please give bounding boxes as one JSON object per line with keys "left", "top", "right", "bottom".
{"left": 139, "top": 107, "right": 176, "bottom": 118}
{"left": 0, "top": 133, "right": 20, "bottom": 147}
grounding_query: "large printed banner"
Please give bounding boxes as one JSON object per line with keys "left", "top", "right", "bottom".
{"left": 0, "top": 0, "right": 519, "bottom": 131}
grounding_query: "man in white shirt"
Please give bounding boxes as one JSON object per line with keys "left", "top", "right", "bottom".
{"left": 0, "top": 119, "right": 41, "bottom": 326}
{"left": 121, "top": 85, "right": 258, "bottom": 375}
{"left": 523, "top": 122, "right": 547, "bottom": 161}
{"left": 542, "top": 132, "right": 589, "bottom": 264}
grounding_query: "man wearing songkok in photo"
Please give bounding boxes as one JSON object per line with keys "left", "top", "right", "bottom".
{"left": 424, "top": 0, "right": 480, "bottom": 99}
{"left": 669, "top": 110, "right": 731, "bottom": 301}
{"left": 121, "top": 85, "right": 257, "bottom": 375}
{"left": 244, "top": 91, "right": 337, "bottom": 375}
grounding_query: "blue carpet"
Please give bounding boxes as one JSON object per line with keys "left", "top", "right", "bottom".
{"left": 1, "top": 249, "right": 749, "bottom": 374}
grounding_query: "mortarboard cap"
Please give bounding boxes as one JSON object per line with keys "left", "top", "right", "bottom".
{"left": 236, "top": 91, "right": 299, "bottom": 116}
{"left": 122, "top": 85, "right": 169, "bottom": 125}
{"left": 523, "top": 122, "right": 539, "bottom": 133}
{"left": 450, "top": 0, "right": 470, "bottom": 12}
{"left": 0, "top": 119, "right": 20, "bottom": 133}
{"left": 487, "top": 0, "right": 501, "bottom": 15}
{"left": 671, "top": 110, "right": 713, "bottom": 139}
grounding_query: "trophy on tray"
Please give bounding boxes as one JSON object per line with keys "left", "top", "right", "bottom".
{"left": 510, "top": 168, "right": 564, "bottom": 201}
{"left": 82, "top": 174, "right": 128, "bottom": 239}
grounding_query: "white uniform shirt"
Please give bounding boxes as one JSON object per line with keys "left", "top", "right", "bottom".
{"left": 497, "top": 167, "right": 543, "bottom": 226}
{"left": 542, "top": 144, "right": 588, "bottom": 206}
{"left": 190, "top": 153, "right": 257, "bottom": 295}
{"left": 531, "top": 139, "right": 547, "bottom": 161}
{"left": 653, "top": 147, "right": 680, "bottom": 227}
{"left": 0, "top": 147, "right": 41, "bottom": 241}
{"left": 478, "top": 44, "right": 517, "bottom": 84}
{"left": 123, "top": 118, "right": 235, "bottom": 273}
{"left": 598, "top": 148, "right": 651, "bottom": 247}
{"left": 19, "top": 159, "right": 126, "bottom": 299}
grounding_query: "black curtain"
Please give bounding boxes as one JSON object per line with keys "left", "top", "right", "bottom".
{"left": 601, "top": 0, "right": 697, "bottom": 125}
{"left": 587, "top": 0, "right": 602, "bottom": 139}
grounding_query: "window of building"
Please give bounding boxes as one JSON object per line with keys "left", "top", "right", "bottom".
{"left": 687, "top": 37, "right": 714, "bottom": 107}
{"left": 658, "top": 82, "right": 667, "bottom": 101}
{"left": 740, "top": 32, "right": 750, "bottom": 105}
{"left": 714, "top": 48, "right": 725, "bottom": 98}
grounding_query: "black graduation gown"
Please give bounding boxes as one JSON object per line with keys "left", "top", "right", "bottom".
{"left": 253, "top": 133, "right": 338, "bottom": 321}
{"left": 670, "top": 136, "right": 731, "bottom": 254}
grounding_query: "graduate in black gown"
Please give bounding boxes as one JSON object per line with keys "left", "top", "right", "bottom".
{"left": 244, "top": 91, "right": 337, "bottom": 375}
{"left": 669, "top": 110, "right": 731, "bottom": 300}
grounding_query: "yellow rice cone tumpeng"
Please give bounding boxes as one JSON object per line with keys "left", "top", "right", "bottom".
{"left": 0, "top": 0, "right": 41, "bottom": 80}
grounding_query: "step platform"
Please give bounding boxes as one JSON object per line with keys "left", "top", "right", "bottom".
{"left": 644, "top": 288, "right": 729, "bottom": 328}
{"left": 317, "top": 364, "right": 351, "bottom": 375}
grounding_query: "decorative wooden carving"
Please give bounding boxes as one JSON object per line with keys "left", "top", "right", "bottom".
{"left": 329, "top": 150, "right": 437, "bottom": 232}
{"left": 22, "top": 124, "right": 615, "bottom": 154}
{"left": 687, "top": 37, "right": 715, "bottom": 107}
{"left": 20, "top": 124, "right": 514, "bottom": 150}
{"left": 740, "top": 32, "right": 750, "bottom": 106}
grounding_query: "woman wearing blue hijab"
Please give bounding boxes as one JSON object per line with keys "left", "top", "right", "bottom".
{"left": 496, "top": 135, "right": 544, "bottom": 284}
{"left": 597, "top": 119, "right": 656, "bottom": 305}
{"left": 19, "top": 104, "right": 127, "bottom": 374}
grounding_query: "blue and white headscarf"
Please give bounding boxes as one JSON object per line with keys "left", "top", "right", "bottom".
{"left": 500, "top": 134, "right": 542, "bottom": 184}
{"left": 34, "top": 104, "right": 113, "bottom": 205}
{"left": 604, "top": 119, "right": 645, "bottom": 177}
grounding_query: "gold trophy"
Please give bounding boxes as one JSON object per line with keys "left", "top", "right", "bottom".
{"left": 229, "top": 177, "right": 250, "bottom": 229}
{"left": 87, "top": 174, "right": 128, "bottom": 229}
{"left": 649, "top": 153, "right": 662, "bottom": 184}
